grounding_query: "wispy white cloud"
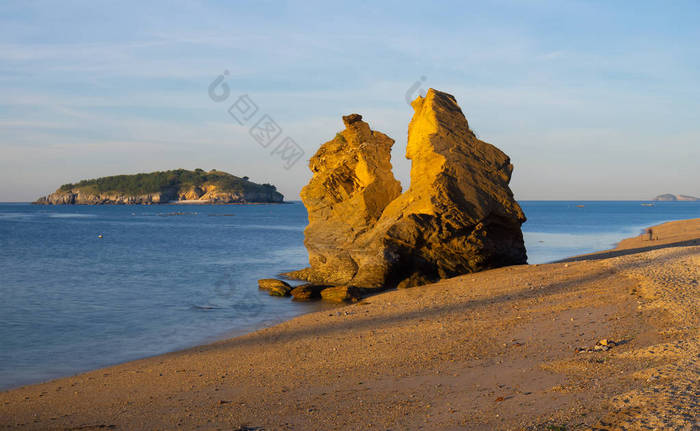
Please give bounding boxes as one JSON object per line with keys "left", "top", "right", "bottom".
{"left": 1, "top": 0, "right": 699, "bottom": 201}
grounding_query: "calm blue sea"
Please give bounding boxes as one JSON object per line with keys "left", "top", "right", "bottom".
{"left": 0, "top": 200, "right": 698, "bottom": 390}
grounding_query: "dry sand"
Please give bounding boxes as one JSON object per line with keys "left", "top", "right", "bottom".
{"left": 1, "top": 219, "right": 698, "bottom": 430}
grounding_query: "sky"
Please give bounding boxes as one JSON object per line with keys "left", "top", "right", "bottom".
{"left": 0, "top": 0, "right": 699, "bottom": 201}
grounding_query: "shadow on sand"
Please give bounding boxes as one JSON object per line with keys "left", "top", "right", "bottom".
{"left": 162, "top": 247, "right": 692, "bottom": 358}
{"left": 555, "top": 238, "right": 700, "bottom": 263}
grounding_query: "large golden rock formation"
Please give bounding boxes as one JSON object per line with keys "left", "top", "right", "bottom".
{"left": 291, "top": 89, "right": 527, "bottom": 289}
{"left": 290, "top": 114, "right": 402, "bottom": 284}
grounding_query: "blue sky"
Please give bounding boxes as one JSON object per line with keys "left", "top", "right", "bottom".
{"left": 1, "top": 0, "right": 698, "bottom": 201}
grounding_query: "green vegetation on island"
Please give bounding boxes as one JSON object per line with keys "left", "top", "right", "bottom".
{"left": 58, "top": 169, "right": 276, "bottom": 195}
{"left": 36, "top": 169, "right": 284, "bottom": 204}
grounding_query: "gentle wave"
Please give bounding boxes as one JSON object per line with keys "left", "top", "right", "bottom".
{"left": 0, "top": 212, "right": 35, "bottom": 219}
{"left": 191, "top": 304, "right": 224, "bottom": 311}
{"left": 48, "top": 213, "right": 97, "bottom": 218}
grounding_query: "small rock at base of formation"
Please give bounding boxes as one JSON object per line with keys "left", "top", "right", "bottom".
{"left": 290, "top": 284, "right": 327, "bottom": 301}
{"left": 258, "top": 279, "right": 292, "bottom": 297}
{"left": 268, "top": 287, "right": 291, "bottom": 297}
{"left": 320, "top": 286, "right": 362, "bottom": 303}
{"left": 281, "top": 268, "right": 313, "bottom": 281}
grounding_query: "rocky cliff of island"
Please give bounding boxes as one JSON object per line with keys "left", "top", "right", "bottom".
{"left": 653, "top": 194, "right": 699, "bottom": 201}
{"left": 286, "top": 89, "right": 527, "bottom": 289}
{"left": 34, "top": 169, "right": 284, "bottom": 204}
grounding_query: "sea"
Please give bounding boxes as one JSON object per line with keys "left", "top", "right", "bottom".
{"left": 0, "top": 200, "right": 698, "bottom": 390}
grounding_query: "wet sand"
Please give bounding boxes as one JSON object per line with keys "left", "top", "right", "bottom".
{"left": 1, "top": 218, "right": 698, "bottom": 430}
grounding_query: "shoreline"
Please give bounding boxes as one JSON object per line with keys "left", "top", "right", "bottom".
{"left": 0, "top": 216, "right": 679, "bottom": 392}
{"left": 0, "top": 212, "right": 677, "bottom": 391}
{"left": 1, "top": 218, "right": 698, "bottom": 429}
{"left": 560, "top": 217, "right": 700, "bottom": 262}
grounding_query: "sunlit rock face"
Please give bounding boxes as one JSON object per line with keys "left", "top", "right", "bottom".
{"left": 289, "top": 113, "right": 402, "bottom": 286}
{"left": 291, "top": 89, "right": 527, "bottom": 289}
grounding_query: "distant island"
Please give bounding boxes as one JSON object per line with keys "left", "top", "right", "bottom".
{"left": 653, "top": 193, "right": 699, "bottom": 201}
{"left": 34, "top": 169, "right": 284, "bottom": 205}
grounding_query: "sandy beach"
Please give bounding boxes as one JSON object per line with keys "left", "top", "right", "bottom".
{"left": 1, "top": 218, "right": 698, "bottom": 430}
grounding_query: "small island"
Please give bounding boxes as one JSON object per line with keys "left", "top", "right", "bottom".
{"left": 653, "top": 193, "right": 699, "bottom": 201}
{"left": 34, "top": 169, "right": 284, "bottom": 205}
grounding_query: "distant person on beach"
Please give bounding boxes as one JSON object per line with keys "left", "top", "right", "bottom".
{"left": 646, "top": 228, "right": 654, "bottom": 241}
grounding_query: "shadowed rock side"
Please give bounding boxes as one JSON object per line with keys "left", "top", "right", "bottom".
{"left": 289, "top": 89, "right": 527, "bottom": 289}
{"left": 286, "top": 114, "right": 402, "bottom": 285}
